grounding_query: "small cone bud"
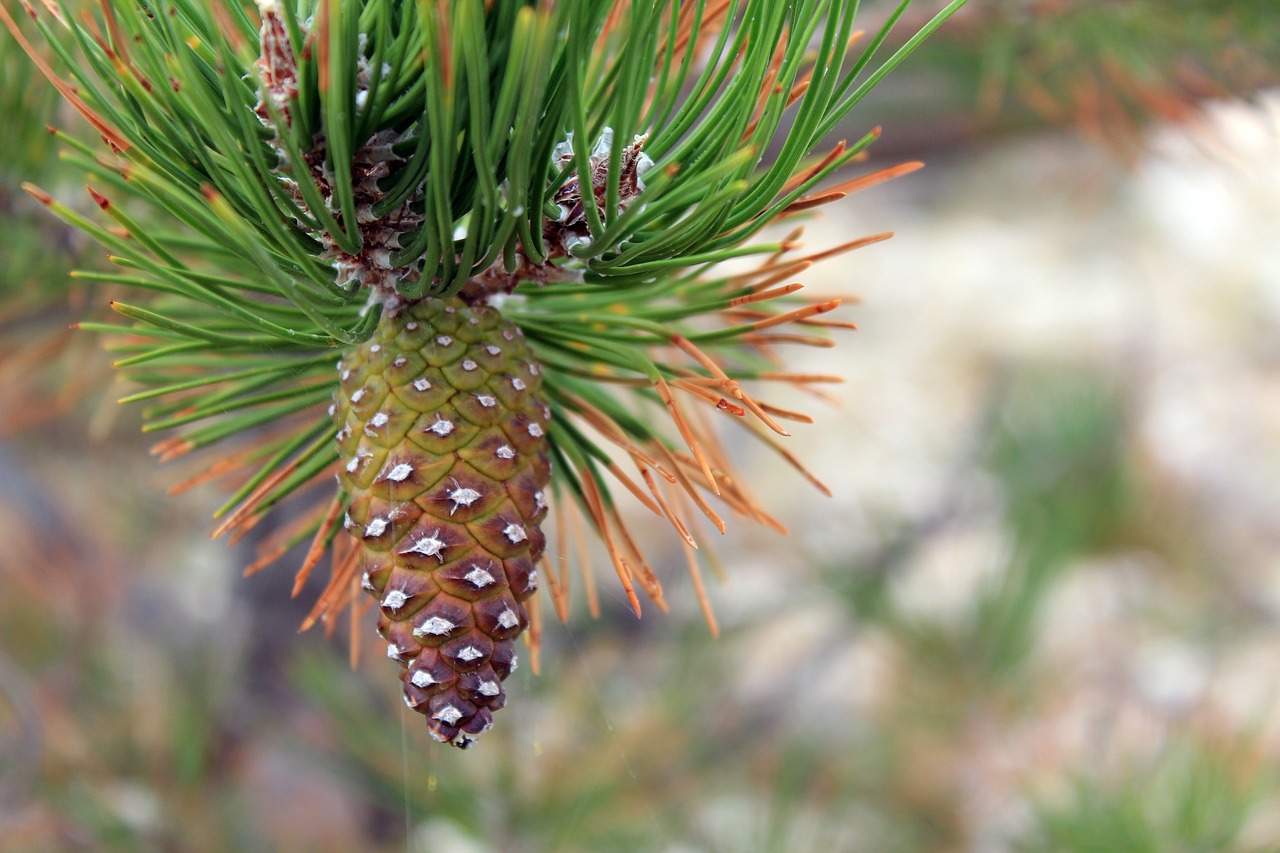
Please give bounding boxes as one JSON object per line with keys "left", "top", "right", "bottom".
{"left": 333, "top": 296, "right": 550, "bottom": 748}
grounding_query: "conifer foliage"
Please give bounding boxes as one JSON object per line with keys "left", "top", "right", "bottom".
{"left": 3, "top": 0, "right": 964, "bottom": 746}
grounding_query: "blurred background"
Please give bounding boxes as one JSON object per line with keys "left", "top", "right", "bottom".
{"left": 3, "top": 2, "right": 1280, "bottom": 851}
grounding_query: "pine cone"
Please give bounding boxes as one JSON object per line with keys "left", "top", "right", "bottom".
{"left": 333, "top": 296, "right": 550, "bottom": 748}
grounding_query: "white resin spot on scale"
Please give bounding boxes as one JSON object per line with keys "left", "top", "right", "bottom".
{"left": 370, "top": 411, "right": 390, "bottom": 428}
{"left": 503, "top": 523, "right": 527, "bottom": 544}
{"left": 416, "top": 616, "right": 455, "bottom": 636}
{"left": 410, "top": 670, "right": 436, "bottom": 688}
{"left": 436, "top": 335, "right": 453, "bottom": 347}
{"left": 382, "top": 589, "right": 408, "bottom": 611}
{"left": 509, "top": 655, "right": 519, "bottom": 673}
{"left": 364, "top": 517, "right": 388, "bottom": 538}
{"left": 477, "top": 680, "right": 501, "bottom": 697}
{"left": 386, "top": 462, "right": 414, "bottom": 482}
{"left": 405, "top": 322, "right": 418, "bottom": 331}
{"left": 370, "top": 344, "right": 381, "bottom": 353}
{"left": 534, "top": 491, "right": 547, "bottom": 511}
{"left": 477, "top": 395, "right": 497, "bottom": 408}
{"left": 428, "top": 417, "right": 454, "bottom": 437}
{"left": 448, "top": 486, "right": 482, "bottom": 513}
{"left": 527, "top": 422, "right": 544, "bottom": 438}
{"left": 496, "top": 445, "right": 515, "bottom": 460}
{"left": 350, "top": 388, "right": 366, "bottom": 404}
{"left": 497, "top": 609, "right": 519, "bottom": 630}
{"left": 401, "top": 531, "right": 447, "bottom": 559}
{"left": 433, "top": 705, "right": 463, "bottom": 725}
{"left": 464, "top": 564, "right": 496, "bottom": 587}
{"left": 393, "top": 357, "right": 407, "bottom": 368}
{"left": 502, "top": 329, "right": 514, "bottom": 341}
{"left": 455, "top": 646, "right": 483, "bottom": 663}
{"left": 413, "top": 377, "right": 432, "bottom": 392}
{"left": 462, "top": 359, "right": 478, "bottom": 372}
{"left": 486, "top": 345, "right": 501, "bottom": 356}
{"left": 511, "top": 377, "right": 526, "bottom": 391}
{"left": 527, "top": 569, "right": 539, "bottom": 590}
{"left": 361, "top": 572, "right": 375, "bottom": 592}
{"left": 386, "top": 644, "right": 404, "bottom": 660}
{"left": 341, "top": 369, "right": 351, "bottom": 382}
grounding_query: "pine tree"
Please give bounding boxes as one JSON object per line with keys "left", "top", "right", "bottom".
{"left": 3, "top": 0, "right": 965, "bottom": 747}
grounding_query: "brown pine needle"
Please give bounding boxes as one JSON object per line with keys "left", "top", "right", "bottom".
{"left": 729, "top": 260, "right": 813, "bottom": 293}
{"left": 743, "top": 67, "right": 780, "bottom": 144}
{"left": 669, "top": 488, "right": 723, "bottom": 635}
{"left": 758, "top": 372, "right": 844, "bottom": 384}
{"left": 683, "top": 539, "right": 719, "bottom": 637}
{"left": 640, "top": 467, "right": 697, "bottom": 549}
{"left": 210, "top": 450, "right": 313, "bottom": 539}
{"left": 765, "top": 226, "right": 806, "bottom": 267}
{"left": 728, "top": 281, "right": 804, "bottom": 307}
{"left": 567, "top": 501, "right": 600, "bottom": 619}
{"left": 728, "top": 304, "right": 861, "bottom": 331}
{"left": 568, "top": 394, "right": 671, "bottom": 476}
{"left": 580, "top": 470, "right": 642, "bottom": 616}
{"left": 607, "top": 506, "right": 668, "bottom": 612}
{"left": 652, "top": 442, "right": 727, "bottom": 534}
{"left": 291, "top": 492, "right": 345, "bottom": 595}
{"left": 525, "top": 591, "right": 542, "bottom": 676}
{"left": 822, "top": 161, "right": 925, "bottom": 199}
{"left": 784, "top": 142, "right": 848, "bottom": 194}
{"left": 655, "top": 377, "right": 718, "bottom": 495}
{"left": 746, "top": 419, "right": 833, "bottom": 498}
{"left": 300, "top": 539, "right": 359, "bottom": 633}
{"left": 666, "top": 0, "right": 731, "bottom": 60}
{"left": 209, "top": 0, "right": 246, "bottom": 50}
{"left": 751, "top": 298, "right": 841, "bottom": 332}
{"left": 672, "top": 487, "right": 734, "bottom": 591}
{"left": 685, "top": 401, "right": 789, "bottom": 534}
{"left": 605, "top": 461, "right": 665, "bottom": 517}
{"left": 743, "top": 332, "right": 836, "bottom": 348}
{"left": 241, "top": 497, "right": 327, "bottom": 578}
{"left": 242, "top": 541, "right": 292, "bottom": 579}
{"left": 670, "top": 451, "right": 752, "bottom": 520}
{"left": 735, "top": 391, "right": 790, "bottom": 436}
{"left": 671, "top": 379, "right": 747, "bottom": 417}
{"left": 540, "top": 554, "right": 570, "bottom": 623}
{"left": 168, "top": 453, "right": 248, "bottom": 495}
{"left": 149, "top": 436, "right": 195, "bottom": 461}
{"left": 670, "top": 334, "right": 731, "bottom": 385}
{"left": 0, "top": 5, "right": 129, "bottom": 150}
{"left": 753, "top": 401, "right": 813, "bottom": 424}
{"left": 667, "top": 340, "right": 788, "bottom": 434}
{"left": 348, "top": 592, "right": 372, "bottom": 669}
{"left": 315, "top": 0, "right": 332, "bottom": 94}
{"left": 796, "top": 232, "right": 894, "bottom": 266}
{"left": 601, "top": 0, "right": 629, "bottom": 40}
{"left": 785, "top": 77, "right": 812, "bottom": 109}
{"left": 796, "top": 316, "right": 859, "bottom": 330}
{"left": 553, "top": 509, "right": 574, "bottom": 623}
{"left": 781, "top": 191, "right": 847, "bottom": 215}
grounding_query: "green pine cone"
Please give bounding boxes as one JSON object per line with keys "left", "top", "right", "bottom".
{"left": 333, "top": 295, "right": 550, "bottom": 748}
